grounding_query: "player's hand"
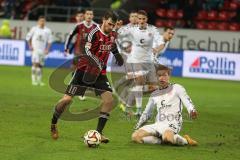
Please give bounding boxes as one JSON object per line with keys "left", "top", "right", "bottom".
{"left": 64, "top": 49, "right": 70, "bottom": 57}
{"left": 152, "top": 48, "right": 159, "bottom": 55}
{"left": 114, "top": 53, "right": 124, "bottom": 66}
{"left": 29, "top": 45, "right": 33, "bottom": 51}
{"left": 44, "top": 49, "right": 49, "bottom": 55}
{"left": 190, "top": 110, "right": 198, "bottom": 120}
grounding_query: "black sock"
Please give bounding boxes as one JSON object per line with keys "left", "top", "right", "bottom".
{"left": 51, "top": 100, "right": 71, "bottom": 124}
{"left": 96, "top": 112, "right": 110, "bottom": 134}
{"left": 51, "top": 109, "right": 61, "bottom": 124}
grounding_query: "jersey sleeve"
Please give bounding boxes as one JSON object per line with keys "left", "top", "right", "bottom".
{"left": 64, "top": 24, "right": 79, "bottom": 51}
{"left": 26, "top": 27, "right": 35, "bottom": 41}
{"left": 85, "top": 28, "right": 103, "bottom": 70}
{"left": 175, "top": 84, "right": 196, "bottom": 114}
{"left": 153, "top": 27, "right": 165, "bottom": 47}
{"left": 135, "top": 96, "right": 155, "bottom": 129}
{"left": 47, "top": 28, "right": 53, "bottom": 44}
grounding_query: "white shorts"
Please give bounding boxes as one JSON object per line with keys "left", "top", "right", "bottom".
{"left": 125, "top": 63, "right": 157, "bottom": 83}
{"left": 140, "top": 121, "right": 182, "bottom": 136}
{"left": 32, "top": 51, "right": 45, "bottom": 66}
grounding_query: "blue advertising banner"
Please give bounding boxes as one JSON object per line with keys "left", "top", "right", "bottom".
{"left": 25, "top": 43, "right": 73, "bottom": 68}
{"left": 156, "top": 49, "right": 184, "bottom": 77}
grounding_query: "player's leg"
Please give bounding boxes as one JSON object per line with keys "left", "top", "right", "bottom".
{"left": 162, "top": 129, "right": 189, "bottom": 146}
{"left": 132, "top": 75, "right": 144, "bottom": 116}
{"left": 35, "top": 54, "right": 45, "bottom": 86}
{"left": 51, "top": 94, "right": 73, "bottom": 139}
{"left": 31, "top": 63, "right": 38, "bottom": 85}
{"left": 31, "top": 54, "right": 38, "bottom": 85}
{"left": 96, "top": 91, "right": 113, "bottom": 143}
{"left": 94, "top": 75, "right": 114, "bottom": 143}
{"left": 50, "top": 70, "right": 87, "bottom": 139}
{"left": 132, "top": 124, "right": 161, "bottom": 144}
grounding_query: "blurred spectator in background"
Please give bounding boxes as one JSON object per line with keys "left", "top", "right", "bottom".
{"left": 203, "top": 0, "right": 224, "bottom": 10}
{"left": 159, "top": 0, "right": 169, "bottom": 9}
{"left": 183, "top": 0, "right": 198, "bottom": 28}
{"left": 75, "top": 10, "right": 85, "bottom": 23}
{"left": 0, "top": 19, "right": 12, "bottom": 39}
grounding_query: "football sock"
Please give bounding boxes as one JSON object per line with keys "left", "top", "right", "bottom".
{"left": 36, "top": 67, "right": 42, "bottom": 83}
{"left": 31, "top": 66, "right": 36, "bottom": 83}
{"left": 142, "top": 136, "right": 162, "bottom": 144}
{"left": 133, "top": 85, "right": 143, "bottom": 114}
{"left": 173, "top": 134, "right": 188, "bottom": 145}
{"left": 96, "top": 112, "right": 110, "bottom": 134}
{"left": 51, "top": 100, "right": 71, "bottom": 124}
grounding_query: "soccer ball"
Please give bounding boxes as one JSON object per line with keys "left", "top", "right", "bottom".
{"left": 83, "top": 130, "right": 101, "bottom": 148}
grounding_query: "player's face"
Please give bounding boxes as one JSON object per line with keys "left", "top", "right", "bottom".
{"left": 138, "top": 14, "right": 148, "bottom": 28}
{"left": 84, "top": 11, "right": 94, "bottom": 22}
{"left": 157, "top": 70, "right": 170, "bottom": 88}
{"left": 102, "top": 18, "right": 116, "bottom": 34}
{"left": 129, "top": 13, "right": 138, "bottom": 25}
{"left": 114, "top": 20, "right": 123, "bottom": 30}
{"left": 38, "top": 18, "right": 45, "bottom": 28}
{"left": 164, "top": 29, "right": 175, "bottom": 41}
{"left": 76, "top": 13, "right": 84, "bottom": 23}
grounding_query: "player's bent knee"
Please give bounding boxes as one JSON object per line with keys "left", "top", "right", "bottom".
{"left": 62, "top": 95, "right": 73, "bottom": 103}
{"left": 162, "top": 130, "right": 174, "bottom": 144}
{"left": 131, "top": 131, "right": 142, "bottom": 143}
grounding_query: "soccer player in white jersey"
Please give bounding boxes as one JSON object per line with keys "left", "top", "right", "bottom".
{"left": 153, "top": 26, "right": 175, "bottom": 63}
{"left": 132, "top": 65, "right": 198, "bottom": 146}
{"left": 115, "top": 10, "right": 138, "bottom": 112}
{"left": 26, "top": 16, "right": 53, "bottom": 86}
{"left": 120, "top": 10, "right": 163, "bottom": 117}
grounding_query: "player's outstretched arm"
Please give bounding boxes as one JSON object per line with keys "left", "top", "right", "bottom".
{"left": 175, "top": 84, "right": 198, "bottom": 120}
{"left": 135, "top": 97, "right": 155, "bottom": 129}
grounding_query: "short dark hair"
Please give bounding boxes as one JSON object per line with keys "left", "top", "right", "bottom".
{"left": 155, "top": 64, "right": 172, "bottom": 75}
{"left": 164, "top": 26, "right": 175, "bottom": 32}
{"left": 38, "top": 16, "right": 45, "bottom": 20}
{"left": 84, "top": 8, "right": 93, "bottom": 14}
{"left": 129, "top": 10, "right": 138, "bottom": 14}
{"left": 75, "top": 10, "right": 84, "bottom": 15}
{"left": 137, "top": 10, "right": 148, "bottom": 17}
{"left": 103, "top": 11, "right": 118, "bottom": 23}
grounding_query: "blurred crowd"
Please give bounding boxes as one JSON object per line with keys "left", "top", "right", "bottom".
{"left": 0, "top": 0, "right": 91, "bottom": 19}
{"left": 152, "top": 0, "right": 240, "bottom": 29}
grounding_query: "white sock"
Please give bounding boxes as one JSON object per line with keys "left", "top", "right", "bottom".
{"left": 173, "top": 134, "right": 188, "bottom": 146}
{"left": 36, "top": 67, "right": 42, "bottom": 83}
{"left": 133, "top": 85, "right": 143, "bottom": 114}
{"left": 31, "top": 66, "right": 37, "bottom": 83}
{"left": 142, "top": 136, "right": 162, "bottom": 144}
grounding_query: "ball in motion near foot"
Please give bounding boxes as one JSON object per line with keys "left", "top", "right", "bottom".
{"left": 83, "top": 130, "right": 101, "bottom": 148}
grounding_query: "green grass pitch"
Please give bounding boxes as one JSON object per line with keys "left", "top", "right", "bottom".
{"left": 0, "top": 65, "right": 240, "bottom": 160}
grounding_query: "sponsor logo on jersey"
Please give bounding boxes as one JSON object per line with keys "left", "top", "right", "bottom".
{"left": 189, "top": 56, "right": 236, "bottom": 75}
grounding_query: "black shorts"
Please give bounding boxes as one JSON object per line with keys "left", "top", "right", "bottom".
{"left": 65, "top": 70, "right": 112, "bottom": 96}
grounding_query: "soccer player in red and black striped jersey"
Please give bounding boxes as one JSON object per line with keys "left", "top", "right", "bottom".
{"left": 50, "top": 11, "right": 124, "bottom": 143}
{"left": 65, "top": 9, "right": 98, "bottom": 69}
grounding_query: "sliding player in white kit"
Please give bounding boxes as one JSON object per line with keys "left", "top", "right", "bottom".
{"left": 132, "top": 65, "right": 198, "bottom": 146}
{"left": 26, "top": 16, "right": 53, "bottom": 86}
{"left": 120, "top": 10, "right": 164, "bottom": 116}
